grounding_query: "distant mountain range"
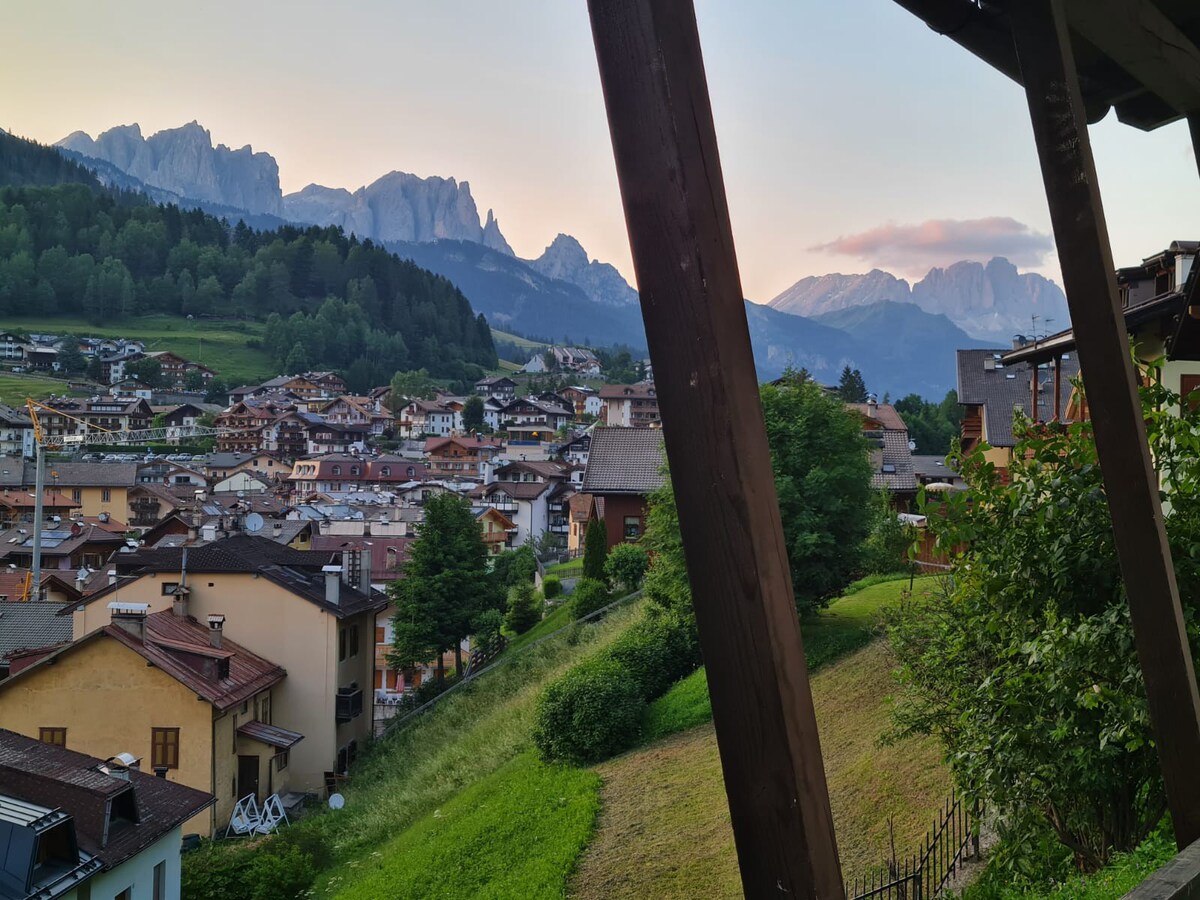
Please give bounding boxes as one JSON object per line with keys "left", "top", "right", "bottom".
{"left": 768, "top": 257, "right": 1069, "bottom": 343}
{"left": 52, "top": 121, "right": 1051, "bottom": 397}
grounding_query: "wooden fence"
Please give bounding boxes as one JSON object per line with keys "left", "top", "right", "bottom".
{"left": 848, "top": 792, "right": 979, "bottom": 900}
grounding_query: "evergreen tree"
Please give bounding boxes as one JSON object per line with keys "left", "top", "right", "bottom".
{"left": 284, "top": 342, "right": 309, "bottom": 375}
{"left": 55, "top": 335, "right": 86, "bottom": 376}
{"left": 388, "top": 493, "right": 499, "bottom": 683}
{"left": 503, "top": 582, "right": 542, "bottom": 634}
{"left": 582, "top": 517, "right": 609, "bottom": 581}
{"left": 462, "top": 394, "right": 485, "bottom": 433}
{"left": 837, "top": 365, "right": 869, "bottom": 403}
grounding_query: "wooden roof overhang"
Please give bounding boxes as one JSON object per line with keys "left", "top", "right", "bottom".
{"left": 585, "top": 0, "right": 1200, "bottom": 895}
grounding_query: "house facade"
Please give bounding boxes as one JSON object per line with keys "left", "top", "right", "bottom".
{"left": 599, "top": 383, "right": 661, "bottom": 427}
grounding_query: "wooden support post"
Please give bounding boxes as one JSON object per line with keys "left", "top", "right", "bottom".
{"left": 1189, "top": 113, "right": 1200, "bottom": 182}
{"left": 1011, "top": 0, "right": 1200, "bottom": 848}
{"left": 586, "top": 1, "right": 844, "bottom": 895}
{"left": 1053, "top": 355, "right": 1062, "bottom": 422}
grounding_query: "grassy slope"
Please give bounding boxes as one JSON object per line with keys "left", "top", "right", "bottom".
{"left": 572, "top": 578, "right": 949, "bottom": 897}
{"left": 301, "top": 602, "right": 644, "bottom": 898}
{"left": 0, "top": 373, "right": 90, "bottom": 407}
{"left": 545, "top": 558, "right": 584, "bottom": 578}
{"left": 1, "top": 314, "right": 273, "bottom": 384}
{"left": 491, "top": 329, "right": 550, "bottom": 351}
{"left": 505, "top": 601, "right": 575, "bottom": 655}
{"left": 337, "top": 753, "right": 600, "bottom": 900}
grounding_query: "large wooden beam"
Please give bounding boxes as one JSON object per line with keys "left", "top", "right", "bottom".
{"left": 1190, "top": 113, "right": 1200, "bottom": 181}
{"left": 1011, "top": 0, "right": 1200, "bottom": 849}
{"left": 586, "top": 1, "right": 844, "bottom": 896}
{"left": 1065, "top": 0, "right": 1200, "bottom": 117}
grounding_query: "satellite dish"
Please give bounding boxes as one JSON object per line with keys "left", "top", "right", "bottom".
{"left": 328, "top": 793, "right": 345, "bottom": 810}
{"left": 245, "top": 513, "right": 264, "bottom": 533}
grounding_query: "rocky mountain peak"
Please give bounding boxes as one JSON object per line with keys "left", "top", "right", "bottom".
{"left": 482, "top": 209, "right": 515, "bottom": 256}
{"left": 528, "top": 234, "right": 638, "bottom": 308}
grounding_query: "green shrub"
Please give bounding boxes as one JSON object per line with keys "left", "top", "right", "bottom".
{"left": 533, "top": 658, "right": 645, "bottom": 764}
{"left": 504, "top": 583, "right": 542, "bottom": 635}
{"left": 181, "top": 831, "right": 324, "bottom": 900}
{"left": 604, "top": 542, "right": 649, "bottom": 593}
{"left": 582, "top": 518, "right": 608, "bottom": 581}
{"left": 571, "top": 577, "right": 610, "bottom": 619}
{"left": 542, "top": 575, "right": 562, "bottom": 599}
{"left": 603, "top": 608, "right": 700, "bottom": 699}
{"left": 472, "top": 608, "right": 504, "bottom": 651}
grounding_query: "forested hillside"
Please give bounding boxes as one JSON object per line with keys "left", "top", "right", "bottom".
{"left": 0, "top": 130, "right": 496, "bottom": 385}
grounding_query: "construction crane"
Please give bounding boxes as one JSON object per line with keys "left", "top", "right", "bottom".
{"left": 23, "top": 398, "right": 249, "bottom": 601}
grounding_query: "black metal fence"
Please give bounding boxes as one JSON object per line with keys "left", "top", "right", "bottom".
{"left": 848, "top": 792, "right": 980, "bottom": 900}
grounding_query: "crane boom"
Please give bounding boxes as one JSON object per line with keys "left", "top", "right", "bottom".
{"left": 23, "top": 397, "right": 257, "bottom": 601}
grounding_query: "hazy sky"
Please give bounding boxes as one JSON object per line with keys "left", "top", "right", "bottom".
{"left": 5, "top": 0, "right": 1198, "bottom": 301}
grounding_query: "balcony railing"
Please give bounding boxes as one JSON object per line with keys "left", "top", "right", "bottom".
{"left": 335, "top": 688, "right": 364, "bottom": 723}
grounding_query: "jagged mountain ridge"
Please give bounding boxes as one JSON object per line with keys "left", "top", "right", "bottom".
{"left": 58, "top": 122, "right": 283, "bottom": 217}
{"left": 769, "top": 257, "right": 1069, "bottom": 341}
{"left": 528, "top": 234, "right": 639, "bottom": 308}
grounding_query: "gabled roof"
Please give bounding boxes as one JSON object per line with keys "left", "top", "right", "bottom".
{"left": 474, "top": 481, "right": 552, "bottom": 501}
{"left": 581, "top": 427, "right": 666, "bottom": 495}
{"left": 847, "top": 402, "right": 908, "bottom": 433}
{"left": 0, "top": 728, "right": 214, "bottom": 870}
{"left": 873, "top": 431, "right": 917, "bottom": 493}
{"left": 425, "top": 436, "right": 503, "bottom": 453}
{"left": 956, "top": 349, "right": 1081, "bottom": 448}
{"left": 0, "top": 602, "right": 72, "bottom": 663}
{"left": 21, "top": 462, "right": 138, "bottom": 488}
{"left": 598, "top": 382, "right": 657, "bottom": 400}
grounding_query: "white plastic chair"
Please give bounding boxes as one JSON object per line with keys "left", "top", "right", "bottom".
{"left": 226, "top": 794, "right": 262, "bottom": 837}
{"left": 256, "top": 793, "right": 289, "bottom": 834}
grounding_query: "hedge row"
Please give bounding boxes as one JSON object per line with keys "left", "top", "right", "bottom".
{"left": 532, "top": 608, "right": 700, "bottom": 765}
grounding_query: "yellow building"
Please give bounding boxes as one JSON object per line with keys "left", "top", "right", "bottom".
{"left": 0, "top": 605, "right": 292, "bottom": 836}
{"left": 68, "top": 535, "right": 382, "bottom": 798}
{"left": 36, "top": 462, "right": 138, "bottom": 520}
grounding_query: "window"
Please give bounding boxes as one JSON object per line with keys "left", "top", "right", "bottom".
{"left": 386, "top": 547, "right": 398, "bottom": 569}
{"left": 151, "top": 727, "right": 180, "bottom": 769}
{"left": 153, "top": 861, "right": 166, "bottom": 900}
{"left": 339, "top": 627, "right": 347, "bottom": 662}
{"left": 72, "top": 488, "right": 81, "bottom": 502}
{"left": 39, "top": 727, "right": 66, "bottom": 747}
{"left": 349, "top": 625, "right": 359, "bottom": 657}
{"left": 332, "top": 465, "right": 341, "bottom": 475}
{"left": 115, "top": 889, "right": 132, "bottom": 900}
{"left": 101, "top": 488, "right": 111, "bottom": 503}
{"left": 161, "top": 582, "right": 179, "bottom": 596}
{"left": 260, "top": 695, "right": 270, "bottom": 724}
{"left": 380, "top": 466, "right": 390, "bottom": 477}
{"left": 623, "top": 516, "right": 642, "bottom": 541}
{"left": 274, "top": 750, "right": 289, "bottom": 772}
{"left": 375, "top": 626, "right": 385, "bottom": 644}
{"left": 350, "top": 466, "right": 360, "bottom": 476}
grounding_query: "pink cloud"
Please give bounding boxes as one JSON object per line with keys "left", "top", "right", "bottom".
{"left": 812, "top": 217, "right": 1054, "bottom": 274}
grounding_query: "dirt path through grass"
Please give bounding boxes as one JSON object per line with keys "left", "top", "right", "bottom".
{"left": 570, "top": 641, "right": 950, "bottom": 898}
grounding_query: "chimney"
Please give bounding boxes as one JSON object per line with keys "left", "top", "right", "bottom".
{"left": 866, "top": 393, "right": 878, "bottom": 416}
{"left": 359, "top": 545, "right": 373, "bottom": 593}
{"left": 1012, "top": 334, "right": 1028, "bottom": 350}
{"left": 172, "top": 587, "right": 189, "bottom": 618}
{"left": 323, "top": 565, "right": 342, "bottom": 607}
{"left": 984, "top": 356, "right": 997, "bottom": 371}
{"left": 108, "top": 602, "right": 149, "bottom": 640}
{"left": 207, "top": 614, "right": 225, "bottom": 649}
{"left": 154, "top": 766, "right": 168, "bottom": 779}
{"left": 107, "top": 569, "right": 118, "bottom": 587}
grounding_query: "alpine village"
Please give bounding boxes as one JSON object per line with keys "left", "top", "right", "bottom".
{"left": 3, "top": 3, "right": 1200, "bottom": 899}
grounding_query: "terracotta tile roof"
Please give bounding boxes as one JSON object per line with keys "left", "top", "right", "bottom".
{"left": 0, "top": 523, "right": 126, "bottom": 560}
{"left": 4, "top": 610, "right": 285, "bottom": 713}
{"left": 581, "top": 427, "right": 666, "bottom": 495}
{"left": 0, "top": 570, "right": 80, "bottom": 602}
{"left": 0, "top": 490, "right": 79, "bottom": 509}
{"left": 847, "top": 402, "right": 909, "bottom": 433}
{"left": 0, "top": 728, "right": 214, "bottom": 868}
{"left": 569, "top": 492, "right": 593, "bottom": 522}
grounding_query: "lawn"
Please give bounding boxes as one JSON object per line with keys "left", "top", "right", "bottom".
{"left": 491, "top": 328, "right": 550, "bottom": 351}
{"left": 1, "top": 314, "right": 274, "bottom": 385}
{"left": 571, "top": 577, "right": 948, "bottom": 897}
{"left": 278, "top": 601, "right": 645, "bottom": 898}
{"left": 546, "top": 558, "right": 584, "bottom": 578}
{"left": 0, "top": 373, "right": 89, "bottom": 407}
{"left": 336, "top": 753, "right": 600, "bottom": 900}
{"left": 505, "top": 601, "right": 575, "bottom": 655}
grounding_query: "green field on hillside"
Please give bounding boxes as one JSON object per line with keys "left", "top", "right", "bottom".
{"left": 0, "top": 373, "right": 90, "bottom": 407}
{"left": 491, "top": 328, "right": 550, "bottom": 351}
{"left": 0, "top": 315, "right": 274, "bottom": 385}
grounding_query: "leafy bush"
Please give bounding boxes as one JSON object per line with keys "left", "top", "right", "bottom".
{"left": 887, "top": 361, "right": 1200, "bottom": 873}
{"left": 860, "top": 489, "right": 915, "bottom": 576}
{"left": 604, "top": 608, "right": 700, "bottom": 699}
{"left": 571, "top": 577, "right": 610, "bottom": 619}
{"left": 181, "top": 831, "right": 325, "bottom": 900}
{"left": 472, "top": 608, "right": 504, "bottom": 651}
{"left": 533, "top": 658, "right": 645, "bottom": 764}
{"left": 503, "top": 583, "right": 542, "bottom": 635}
{"left": 491, "top": 544, "right": 537, "bottom": 589}
{"left": 604, "top": 542, "right": 649, "bottom": 593}
{"left": 542, "top": 575, "right": 562, "bottom": 599}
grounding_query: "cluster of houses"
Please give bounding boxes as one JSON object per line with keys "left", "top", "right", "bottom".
{"left": 0, "top": 331, "right": 218, "bottom": 390}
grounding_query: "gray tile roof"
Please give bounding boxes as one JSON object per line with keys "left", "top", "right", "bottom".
{"left": 873, "top": 430, "right": 917, "bottom": 492}
{"left": 956, "top": 349, "right": 1081, "bottom": 448}
{"left": 0, "top": 602, "right": 72, "bottom": 662}
{"left": 581, "top": 427, "right": 666, "bottom": 495}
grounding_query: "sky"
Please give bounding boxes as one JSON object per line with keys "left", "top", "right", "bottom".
{"left": 4, "top": 0, "right": 1198, "bottom": 302}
